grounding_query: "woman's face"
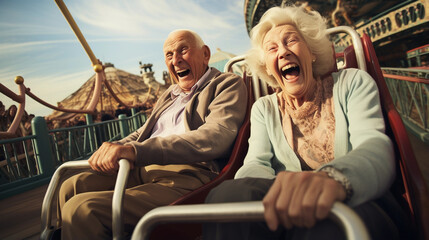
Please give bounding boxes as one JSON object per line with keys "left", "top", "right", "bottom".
{"left": 263, "top": 24, "right": 315, "bottom": 99}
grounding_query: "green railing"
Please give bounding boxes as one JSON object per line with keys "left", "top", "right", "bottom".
{"left": 0, "top": 111, "right": 146, "bottom": 199}
{"left": 382, "top": 67, "right": 429, "bottom": 143}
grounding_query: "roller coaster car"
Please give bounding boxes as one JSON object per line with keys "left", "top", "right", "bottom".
{"left": 130, "top": 27, "right": 429, "bottom": 240}
{"left": 41, "top": 27, "right": 429, "bottom": 240}
{"left": 40, "top": 70, "right": 253, "bottom": 240}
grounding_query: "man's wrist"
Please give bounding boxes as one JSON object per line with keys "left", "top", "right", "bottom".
{"left": 121, "top": 144, "right": 136, "bottom": 162}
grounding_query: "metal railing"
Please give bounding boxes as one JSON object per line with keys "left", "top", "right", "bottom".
{"left": 382, "top": 67, "right": 429, "bottom": 143}
{"left": 0, "top": 135, "right": 38, "bottom": 183}
{"left": 0, "top": 111, "right": 146, "bottom": 199}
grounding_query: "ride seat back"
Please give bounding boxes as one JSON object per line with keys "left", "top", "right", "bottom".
{"left": 342, "top": 34, "right": 429, "bottom": 240}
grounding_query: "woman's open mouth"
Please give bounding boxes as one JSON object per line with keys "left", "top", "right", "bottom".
{"left": 177, "top": 69, "right": 190, "bottom": 77}
{"left": 281, "top": 64, "right": 300, "bottom": 80}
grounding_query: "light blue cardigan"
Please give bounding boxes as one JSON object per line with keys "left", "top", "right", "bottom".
{"left": 235, "top": 68, "right": 395, "bottom": 207}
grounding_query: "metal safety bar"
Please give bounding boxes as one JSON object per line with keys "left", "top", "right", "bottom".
{"left": 223, "top": 55, "right": 245, "bottom": 73}
{"left": 131, "top": 201, "right": 370, "bottom": 240}
{"left": 40, "top": 159, "right": 130, "bottom": 240}
{"left": 326, "top": 26, "right": 367, "bottom": 72}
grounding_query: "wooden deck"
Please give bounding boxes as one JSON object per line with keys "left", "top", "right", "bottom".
{"left": 0, "top": 131, "right": 428, "bottom": 240}
{"left": 0, "top": 184, "right": 52, "bottom": 240}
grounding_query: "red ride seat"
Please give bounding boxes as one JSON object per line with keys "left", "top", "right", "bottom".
{"left": 342, "top": 34, "right": 429, "bottom": 240}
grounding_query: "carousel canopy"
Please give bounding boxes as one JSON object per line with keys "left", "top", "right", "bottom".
{"left": 48, "top": 63, "right": 167, "bottom": 120}
{"left": 209, "top": 48, "right": 245, "bottom": 75}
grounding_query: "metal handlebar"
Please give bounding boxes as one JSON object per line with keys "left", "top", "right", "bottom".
{"left": 131, "top": 201, "right": 369, "bottom": 240}
{"left": 40, "top": 159, "right": 130, "bottom": 240}
{"left": 112, "top": 160, "right": 131, "bottom": 240}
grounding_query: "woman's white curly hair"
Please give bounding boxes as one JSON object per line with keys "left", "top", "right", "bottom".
{"left": 245, "top": 5, "right": 335, "bottom": 87}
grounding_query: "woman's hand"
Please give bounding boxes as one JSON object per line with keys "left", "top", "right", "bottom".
{"left": 88, "top": 142, "right": 136, "bottom": 174}
{"left": 262, "top": 171, "right": 346, "bottom": 231}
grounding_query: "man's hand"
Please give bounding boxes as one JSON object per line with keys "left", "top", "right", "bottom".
{"left": 88, "top": 142, "right": 136, "bottom": 174}
{"left": 262, "top": 171, "right": 346, "bottom": 231}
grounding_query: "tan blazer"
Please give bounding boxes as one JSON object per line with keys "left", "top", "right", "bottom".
{"left": 117, "top": 68, "right": 247, "bottom": 173}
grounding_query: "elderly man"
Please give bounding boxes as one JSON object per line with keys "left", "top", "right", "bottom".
{"left": 58, "top": 29, "right": 247, "bottom": 239}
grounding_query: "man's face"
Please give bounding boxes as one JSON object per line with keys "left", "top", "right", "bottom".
{"left": 163, "top": 31, "right": 210, "bottom": 92}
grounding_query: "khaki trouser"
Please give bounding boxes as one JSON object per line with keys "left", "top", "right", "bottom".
{"left": 58, "top": 164, "right": 216, "bottom": 240}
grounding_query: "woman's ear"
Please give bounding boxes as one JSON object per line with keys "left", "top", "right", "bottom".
{"left": 265, "top": 65, "right": 272, "bottom": 76}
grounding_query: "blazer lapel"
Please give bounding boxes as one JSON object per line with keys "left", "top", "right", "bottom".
{"left": 136, "top": 88, "right": 175, "bottom": 141}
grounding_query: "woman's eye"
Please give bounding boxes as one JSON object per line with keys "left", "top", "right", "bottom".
{"left": 267, "top": 46, "right": 276, "bottom": 52}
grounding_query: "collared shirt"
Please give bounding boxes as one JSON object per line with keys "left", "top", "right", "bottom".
{"left": 150, "top": 68, "right": 212, "bottom": 138}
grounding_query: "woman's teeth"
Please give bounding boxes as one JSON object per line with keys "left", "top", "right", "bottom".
{"left": 281, "top": 64, "right": 300, "bottom": 79}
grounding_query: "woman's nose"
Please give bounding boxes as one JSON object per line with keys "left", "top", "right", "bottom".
{"left": 278, "top": 45, "right": 290, "bottom": 59}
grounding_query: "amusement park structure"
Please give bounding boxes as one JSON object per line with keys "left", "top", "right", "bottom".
{"left": 0, "top": 0, "right": 169, "bottom": 140}
{"left": 0, "top": 0, "right": 428, "bottom": 239}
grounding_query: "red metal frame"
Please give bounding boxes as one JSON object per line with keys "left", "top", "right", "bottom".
{"left": 343, "top": 34, "right": 429, "bottom": 240}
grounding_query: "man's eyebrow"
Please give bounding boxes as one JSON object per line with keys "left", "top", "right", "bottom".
{"left": 177, "top": 42, "right": 188, "bottom": 49}
{"left": 164, "top": 48, "right": 173, "bottom": 56}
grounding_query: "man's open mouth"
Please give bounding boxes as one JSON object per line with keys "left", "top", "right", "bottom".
{"left": 281, "top": 64, "right": 300, "bottom": 80}
{"left": 177, "top": 69, "right": 190, "bottom": 77}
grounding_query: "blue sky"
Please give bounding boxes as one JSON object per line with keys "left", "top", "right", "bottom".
{"left": 0, "top": 0, "right": 251, "bottom": 116}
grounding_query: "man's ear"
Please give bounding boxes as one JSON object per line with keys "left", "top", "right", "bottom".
{"left": 203, "top": 45, "right": 211, "bottom": 64}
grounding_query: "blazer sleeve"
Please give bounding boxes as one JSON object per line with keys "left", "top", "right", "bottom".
{"left": 126, "top": 73, "right": 248, "bottom": 167}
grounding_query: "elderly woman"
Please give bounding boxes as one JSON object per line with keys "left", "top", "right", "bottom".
{"left": 204, "top": 5, "right": 405, "bottom": 240}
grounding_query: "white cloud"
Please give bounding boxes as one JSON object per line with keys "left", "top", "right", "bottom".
{"left": 0, "top": 40, "right": 76, "bottom": 56}
{"left": 69, "top": 0, "right": 236, "bottom": 37}
{"left": 0, "top": 22, "right": 70, "bottom": 37}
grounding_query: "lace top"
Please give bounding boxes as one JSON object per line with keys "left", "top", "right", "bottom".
{"left": 278, "top": 76, "right": 335, "bottom": 170}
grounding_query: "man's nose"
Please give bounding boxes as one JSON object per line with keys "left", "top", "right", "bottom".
{"left": 172, "top": 53, "right": 182, "bottom": 65}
